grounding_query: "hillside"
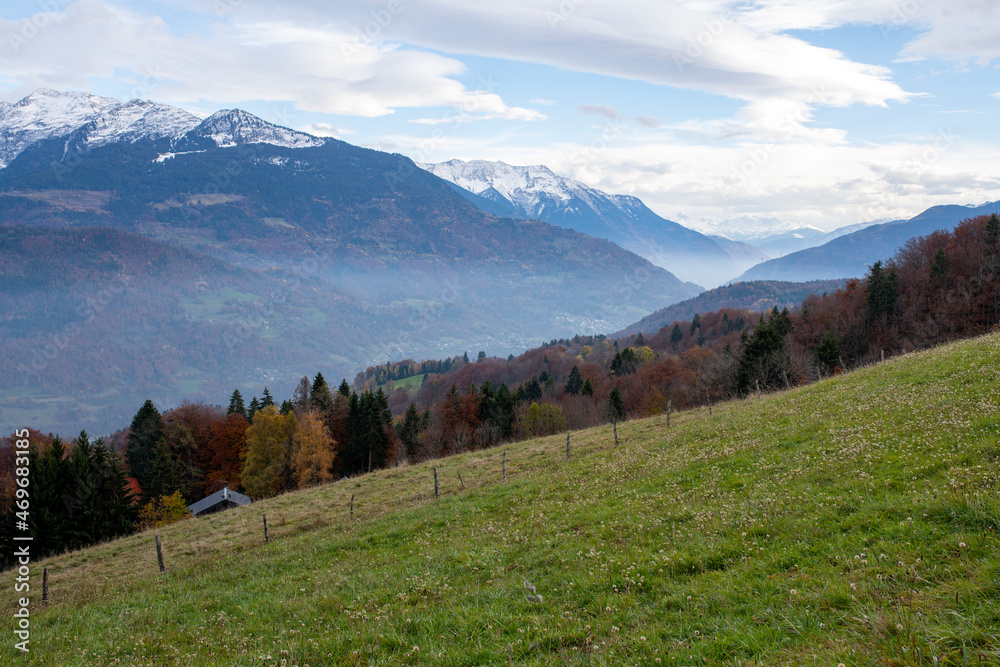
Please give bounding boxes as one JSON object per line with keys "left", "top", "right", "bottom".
{"left": 738, "top": 202, "right": 1000, "bottom": 282}
{"left": 16, "top": 333, "right": 1000, "bottom": 665}
{"left": 0, "top": 225, "right": 416, "bottom": 433}
{"left": 614, "top": 279, "right": 848, "bottom": 337}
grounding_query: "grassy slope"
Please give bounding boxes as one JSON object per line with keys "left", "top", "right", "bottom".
{"left": 11, "top": 335, "right": 1000, "bottom": 666}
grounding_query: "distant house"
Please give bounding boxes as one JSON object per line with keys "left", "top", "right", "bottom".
{"left": 186, "top": 486, "right": 252, "bottom": 517}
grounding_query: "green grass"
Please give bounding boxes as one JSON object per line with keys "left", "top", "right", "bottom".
{"left": 12, "top": 334, "right": 1000, "bottom": 665}
{"left": 385, "top": 374, "right": 426, "bottom": 393}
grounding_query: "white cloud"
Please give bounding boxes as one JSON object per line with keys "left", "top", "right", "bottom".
{"left": 301, "top": 122, "right": 354, "bottom": 137}
{"left": 578, "top": 104, "right": 622, "bottom": 121}
{"left": 0, "top": 0, "right": 539, "bottom": 118}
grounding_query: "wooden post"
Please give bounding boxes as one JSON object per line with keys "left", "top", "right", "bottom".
{"left": 502, "top": 449, "right": 507, "bottom": 481}
{"left": 433, "top": 467, "right": 439, "bottom": 498}
{"left": 667, "top": 399, "right": 671, "bottom": 427}
{"left": 457, "top": 471, "right": 466, "bottom": 490}
{"left": 565, "top": 431, "right": 571, "bottom": 460}
{"left": 155, "top": 535, "right": 165, "bottom": 573}
{"left": 263, "top": 513, "right": 269, "bottom": 544}
{"left": 350, "top": 493, "right": 354, "bottom": 521}
{"left": 42, "top": 567, "right": 48, "bottom": 605}
{"left": 756, "top": 379, "right": 761, "bottom": 402}
{"left": 613, "top": 419, "right": 619, "bottom": 447}
{"left": 782, "top": 371, "right": 791, "bottom": 390}
{"left": 880, "top": 349, "right": 885, "bottom": 363}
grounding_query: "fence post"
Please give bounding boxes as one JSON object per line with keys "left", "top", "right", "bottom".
{"left": 502, "top": 450, "right": 507, "bottom": 481}
{"left": 457, "top": 471, "right": 466, "bottom": 490}
{"left": 433, "top": 466, "right": 440, "bottom": 499}
{"left": 350, "top": 493, "right": 354, "bottom": 521}
{"left": 263, "top": 513, "right": 269, "bottom": 544}
{"left": 667, "top": 399, "right": 671, "bottom": 427}
{"left": 756, "top": 379, "right": 761, "bottom": 402}
{"left": 566, "top": 431, "right": 571, "bottom": 460}
{"left": 155, "top": 535, "right": 165, "bottom": 573}
{"left": 613, "top": 419, "right": 619, "bottom": 447}
{"left": 42, "top": 567, "right": 48, "bottom": 605}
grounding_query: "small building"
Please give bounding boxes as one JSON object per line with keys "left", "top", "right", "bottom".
{"left": 187, "top": 486, "right": 252, "bottom": 518}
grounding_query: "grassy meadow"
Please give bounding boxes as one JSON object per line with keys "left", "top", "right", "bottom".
{"left": 8, "top": 333, "right": 1000, "bottom": 665}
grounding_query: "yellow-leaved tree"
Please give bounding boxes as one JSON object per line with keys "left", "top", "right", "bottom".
{"left": 241, "top": 405, "right": 298, "bottom": 498}
{"left": 292, "top": 411, "right": 336, "bottom": 488}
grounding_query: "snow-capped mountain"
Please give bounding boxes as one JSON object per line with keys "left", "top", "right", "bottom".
{"left": 0, "top": 89, "right": 325, "bottom": 168}
{"left": 419, "top": 159, "right": 758, "bottom": 287}
{"left": 187, "top": 109, "right": 325, "bottom": 150}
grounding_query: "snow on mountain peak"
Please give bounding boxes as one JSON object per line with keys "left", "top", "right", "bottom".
{"left": 0, "top": 89, "right": 327, "bottom": 168}
{"left": 192, "top": 109, "right": 326, "bottom": 149}
{"left": 419, "top": 158, "right": 611, "bottom": 213}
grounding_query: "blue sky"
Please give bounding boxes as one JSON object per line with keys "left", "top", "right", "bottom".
{"left": 2, "top": 0, "right": 998, "bottom": 231}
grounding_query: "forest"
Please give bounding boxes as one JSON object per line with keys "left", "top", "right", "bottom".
{"left": 1, "top": 213, "right": 997, "bottom": 567}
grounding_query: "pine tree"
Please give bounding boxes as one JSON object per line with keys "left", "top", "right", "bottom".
{"left": 261, "top": 387, "right": 275, "bottom": 409}
{"left": 310, "top": 372, "right": 334, "bottom": 415}
{"left": 671, "top": 323, "right": 684, "bottom": 347}
{"left": 398, "top": 402, "right": 422, "bottom": 460}
{"left": 930, "top": 247, "right": 950, "bottom": 287}
{"left": 338, "top": 379, "right": 351, "bottom": 397}
{"left": 564, "top": 366, "right": 584, "bottom": 395}
{"left": 33, "top": 437, "right": 71, "bottom": 558}
{"left": 463, "top": 351, "right": 470, "bottom": 363}
{"left": 477, "top": 350, "right": 486, "bottom": 361}
{"left": 126, "top": 400, "right": 163, "bottom": 501}
{"left": 247, "top": 396, "right": 262, "bottom": 422}
{"left": 581, "top": 378, "right": 595, "bottom": 396}
{"left": 279, "top": 399, "right": 293, "bottom": 415}
{"left": 147, "top": 437, "right": 182, "bottom": 500}
{"left": 227, "top": 390, "right": 246, "bottom": 418}
{"left": 608, "top": 387, "right": 626, "bottom": 422}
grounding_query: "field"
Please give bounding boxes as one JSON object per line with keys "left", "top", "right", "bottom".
{"left": 9, "top": 334, "right": 1000, "bottom": 665}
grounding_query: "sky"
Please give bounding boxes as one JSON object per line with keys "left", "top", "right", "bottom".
{"left": 2, "top": 0, "right": 999, "bottom": 232}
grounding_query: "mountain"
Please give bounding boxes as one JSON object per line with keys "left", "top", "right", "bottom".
{"left": 614, "top": 279, "right": 848, "bottom": 337}
{"left": 737, "top": 202, "right": 1000, "bottom": 282}
{"left": 0, "top": 224, "right": 417, "bottom": 433}
{"left": 0, "top": 90, "right": 703, "bottom": 432}
{"left": 0, "top": 89, "right": 201, "bottom": 167}
{"left": 419, "top": 159, "right": 757, "bottom": 287}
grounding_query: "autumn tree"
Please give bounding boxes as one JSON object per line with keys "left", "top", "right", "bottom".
{"left": 241, "top": 406, "right": 298, "bottom": 498}
{"left": 292, "top": 411, "right": 336, "bottom": 488}
{"left": 205, "top": 412, "right": 249, "bottom": 493}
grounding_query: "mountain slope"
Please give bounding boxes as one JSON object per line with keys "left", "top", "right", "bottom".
{"left": 614, "top": 278, "right": 849, "bottom": 337}
{"left": 738, "top": 202, "right": 1000, "bottom": 281}
{"left": 420, "top": 159, "right": 756, "bottom": 287}
{"left": 20, "top": 332, "right": 1000, "bottom": 664}
{"left": 0, "top": 225, "right": 416, "bottom": 433}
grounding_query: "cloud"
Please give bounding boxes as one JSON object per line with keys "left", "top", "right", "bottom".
{"left": 578, "top": 104, "right": 622, "bottom": 120}
{"left": 228, "top": 0, "right": 911, "bottom": 121}
{"left": 634, "top": 115, "right": 663, "bottom": 128}
{"left": 529, "top": 98, "right": 557, "bottom": 106}
{"left": 301, "top": 122, "right": 354, "bottom": 137}
{"left": 0, "top": 0, "right": 537, "bottom": 118}
{"left": 409, "top": 91, "right": 547, "bottom": 124}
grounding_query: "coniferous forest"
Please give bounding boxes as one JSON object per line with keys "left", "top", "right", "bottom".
{"left": 1, "top": 213, "right": 997, "bottom": 568}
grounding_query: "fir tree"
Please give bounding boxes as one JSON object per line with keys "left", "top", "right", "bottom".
{"left": 261, "top": 387, "right": 275, "bottom": 409}
{"left": 147, "top": 437, "right": 181, "bottom": 500}
{"left": 126, "top": 399, "right": 163, "bottom": 501}
{"left": 338, "top": 379, "right": 351, "bottom": 397}
{"left": 310, "top": 372, "right": 334, "bottom": 415}
{"left": 398, "top": 402, "right": 422, "bottom": 460}
{"left": 608, "top": 387, "right": 626, "bottom": 422}
{"left": 930, "top": 247, "right": 950, "bottom": 287}
{"left": 279, "top": 399, "right": 294, "bottom": 415}
{"left": 227, "top": 390, "right": 246, "bottom": 418}
{"left": 670, "top": 323, "right": 683, "bottom": 347}
{"left": 247, "top": 396, "right": 261, "bottom": 422}
{"left": 564, "top": 366, "right": 584, "bottom": 395}
{"left": 477, "top": 350, "right": 487, "bottom": 361}
{"left": 581, "top": 378, "right": 595, "bottom": 396}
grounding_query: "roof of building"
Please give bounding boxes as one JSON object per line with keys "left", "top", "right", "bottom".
{"left": 186, "top": 486, "right": 252, "bottom": 516}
